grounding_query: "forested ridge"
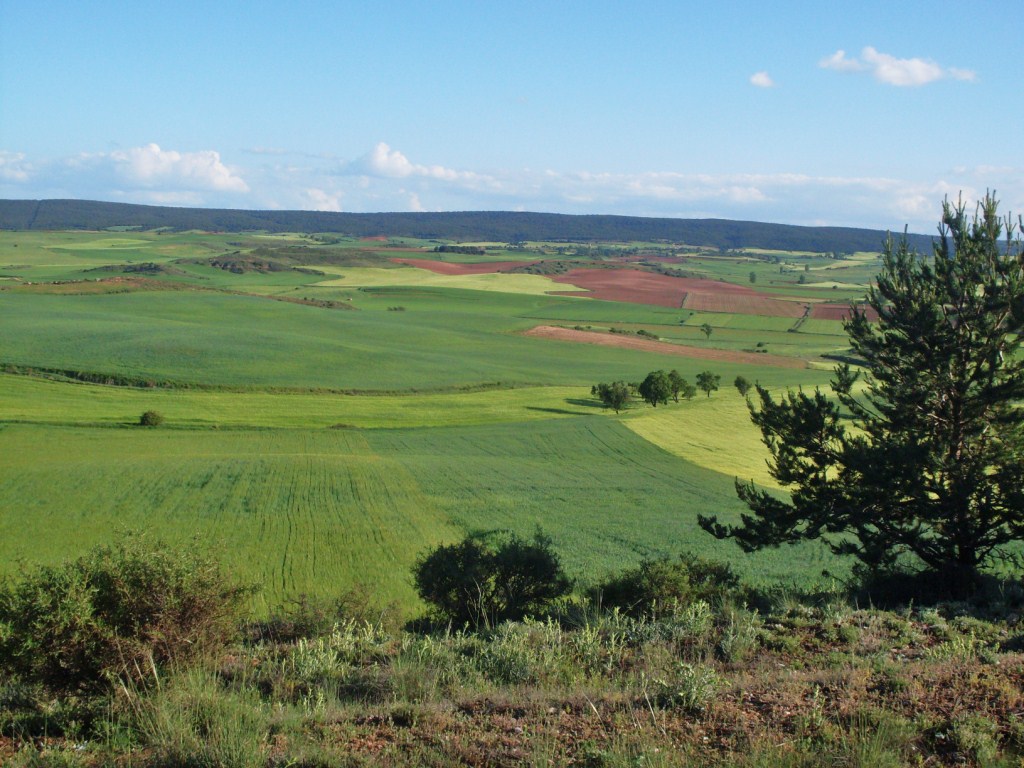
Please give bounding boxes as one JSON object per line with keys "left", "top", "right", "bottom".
{"left": 0, "top": 198, "right": 934, "bottom": 252}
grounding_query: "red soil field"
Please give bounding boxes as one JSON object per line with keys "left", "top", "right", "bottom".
{"left": 523, "top": 326, "right": 808, "bottom": 369}
{"left": 810, "top": 303, "right": 879, "bottom": 321}
{"left": 389, "top": 258, "right": 539, "bottom": 275}
{"left": 548, "top": 269, "right": 692, "bottom": 308}
{"left": 549, "top": 269, "right": 806, "bottom": 317}
{"left": 388, "top": 261, "right": 811, "bottom": 318}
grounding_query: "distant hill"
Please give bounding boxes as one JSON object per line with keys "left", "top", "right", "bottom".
{"left": 0, "top": 199, "right": 935, "bottom": 253}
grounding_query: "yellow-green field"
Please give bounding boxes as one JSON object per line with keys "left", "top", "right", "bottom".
{"left": 0, "top": 375, "right": 595, "bottom": 429}
{"left": 622, "top": 393, "right": 780, "bottom": 489}
{"left": 316, "top": 265, "right": 589, "bottom": 296}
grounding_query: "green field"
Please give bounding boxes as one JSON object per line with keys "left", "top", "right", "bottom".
{"left": 0, "top": 419, "right": 836, "bottom": 614}
{"left": 0, "top": 229, "right": 873, "bottom": 615}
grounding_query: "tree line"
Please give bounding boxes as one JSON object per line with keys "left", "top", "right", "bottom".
{"left": 592, "top": 371, "right": 752, "bottom": 412}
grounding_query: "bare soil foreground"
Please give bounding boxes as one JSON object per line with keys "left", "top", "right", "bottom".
{"left": 523, "top": 325, "right": 808, "bottom": 368}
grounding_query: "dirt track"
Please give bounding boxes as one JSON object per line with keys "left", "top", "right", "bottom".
{"left": 522, "top": 326, "right": 808, "bottom": 369}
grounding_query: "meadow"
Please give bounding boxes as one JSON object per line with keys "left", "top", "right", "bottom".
{"left": 0, "top": 228, "right": 866, "bottom": 615}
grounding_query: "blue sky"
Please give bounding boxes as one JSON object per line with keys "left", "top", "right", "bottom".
{"left": 2, "top": 1, "right": 1021, "bottom": 233}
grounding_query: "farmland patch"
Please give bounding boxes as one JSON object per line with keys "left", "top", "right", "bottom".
{"left": 623, "top": 394, "right": 780, "bottom": 489}
{"left": 523, "top": 326, "right": 808, "bottom": 369}
{"left": 389, "top": 257, "right": 540, "bottom": 274}
{"left": 317, "top": 266, "right": 587, "bottom": 296}
{"left": 810, "top": 302, "right": 879, "bottom": 321}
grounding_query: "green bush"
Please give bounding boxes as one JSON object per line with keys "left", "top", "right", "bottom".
{"left": 139, "top": 410, "right": 164, "bottom": 427}
{"left": 413, "top": 529, "right": 572, "bottom": 628}
{"left": 593, "top": 553, "right": 739, "bottom": 617}
{"left": 0, "top": 535, "right": 250, "bottom": 696}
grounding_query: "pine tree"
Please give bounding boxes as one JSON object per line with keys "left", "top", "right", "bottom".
{"left": 699, "top": 195, "right": 1024, "bottom": 594}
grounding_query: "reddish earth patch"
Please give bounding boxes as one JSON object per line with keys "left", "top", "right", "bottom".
{"left": 390, "top": 257, "right": 539, "bottom": 275}
{"left": 548, "top": 269, "right": 806, "bottom": 317}
{"left": 523, "top": 325, "right": 808, "bottom": 369}
{"left": 548, "top": 268, "right": 689, "bottom": 307}
{"left": 360, "top": 236, "right": 388, "bottom": 242}
{"left": 810, "top": 303, "right": 879, "bottom": 321}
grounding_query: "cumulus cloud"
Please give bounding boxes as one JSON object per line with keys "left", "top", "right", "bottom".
{"left": 820, "top": 47, "right": 976, "bottom": 86}
{"left": 4, "top": 143, "right": 1022, "bottom": 234}
{"left": 0, "top": 144, "right": 251, "bottom": 208}
{"left": 109, "top": 143, "right": 249, "bottom": 192}
{"left": 343, "top": 142, "right": 464, "bottom": 181}
{"left": 749, "top": 71, "right": 775, "bottom": 88}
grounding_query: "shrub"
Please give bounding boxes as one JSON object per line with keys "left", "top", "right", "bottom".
{"left": 0, "top": 534, "right": 250, "bottom": 696}
{"left": 413, "top": 529, "right": 572, "bottom": 628}
{"left": 139, "top": 410, "right": 164, "bottom": 427}
{"left": 593, "top": 554, "right": 739, "bottom": 617}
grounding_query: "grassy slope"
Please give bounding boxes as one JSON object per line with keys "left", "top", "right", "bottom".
{"left": 0, "top": 290, "right": 825, "bottom": 391}
{"left": 0, "top": 418, "right": 836, "bottom": 614}
{"left": 0, "top": 230, "right": 864, "bottom": 614}
{"left": 0, "top": 375, "right": 599, "bottom": 429}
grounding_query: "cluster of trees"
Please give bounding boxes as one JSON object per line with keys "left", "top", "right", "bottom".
{"left": 433, "top": 244, "right": 487, "bottom": 255}
{"left": 593, "top": 371, "right": 752, "bottom": 412}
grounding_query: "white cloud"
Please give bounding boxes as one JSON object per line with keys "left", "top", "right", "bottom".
{"left": 820, "top": 46, "right": 976, "bottom": 86}
{"left": 343, "top": 142, "right": 468, "bottom": 181}
{"left": 0, "top": 151, "right": 32, "bottom": 181}
{"left": 303, "top": 188, "right": 343, "bottom": 211}
{"left": 749, "top": 71, "right": 775, "bottom": 88}
{"left": 4, "top": 143, "right": 1022, "bottom": 235}
{"left": 109, "top": 143, "right": 249, "bottom": 192}
{"left": 818, "top": 50, "right": 864, "bottom": 73}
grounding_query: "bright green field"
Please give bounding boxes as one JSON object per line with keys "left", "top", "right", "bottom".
{"left": 0, "top": 374, "right": 598, "bottom": 429}
{"left": 0, "top": 229, "right": 872, "bottom": 614}
{"left": 0, "top": 419, "right": 838, "bottom": 614}
{"left": 0, "top": 290, "right": 824, "bottom": 391}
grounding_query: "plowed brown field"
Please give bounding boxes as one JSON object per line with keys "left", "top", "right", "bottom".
{"left": 548, "top": 269, "right": 806, "bottom": 316}
{"left": 523, "top": 326, "right": 808, "bottom": 369}
{"left": 810, "top": 303, "right": 879, "bottom": 321}
{"left": 548, "top": 268, "right": 689, "bottom": 307}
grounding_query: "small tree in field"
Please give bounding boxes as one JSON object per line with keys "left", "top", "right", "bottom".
{"left": 667, "top": 369, "right": 688, "bottom": 402}
{"left": 638, "top": 370, "right": 672, "bottom": 407}
{"left": 734, "top": 375, "right": 752, "bottom": 397}
{"left": 696, "top": 371, "right": 720, "bottom": 397}
{"left": 592, "top": 381, "right": 632, "bottom": 413}
{"left": 700, "top": 322, "right": 713, "bottom": 340}
{"left": 700, "top": 195, "right": 1024, "bottom": 595}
